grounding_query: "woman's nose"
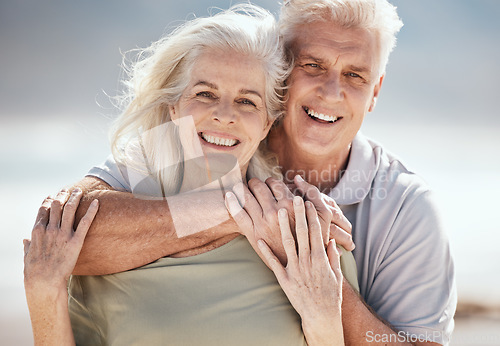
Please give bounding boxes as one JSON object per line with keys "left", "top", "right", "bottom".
{"left": 212, "top": 102, "right": 236, "bottom": 125}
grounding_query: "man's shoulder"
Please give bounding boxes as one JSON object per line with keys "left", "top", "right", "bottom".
{"left": 333, "top": 133, "right": 430, "bottom": 205}
{"left": 358, "top": 133, "right": 429, "bottom": 193}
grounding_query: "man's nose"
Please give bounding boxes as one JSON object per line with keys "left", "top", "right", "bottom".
{"left": 318, "top": 73, "right": 344, "bottom": 102}
{"left": 212, "top": 102, "right": 236, "bottom": 125}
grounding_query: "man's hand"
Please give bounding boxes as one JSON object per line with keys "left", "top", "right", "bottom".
{"left": 225, "top": 179, "right": 292, "bottom": 265}
{"left": 225, "top": 175, "right": 355, "bottom": 266}
{"left": 292, "top": 175, "right": 354, "bottom": 251}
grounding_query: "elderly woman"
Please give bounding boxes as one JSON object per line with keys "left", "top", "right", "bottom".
{"left": 24, "top": 4, "right": 357, "bottom": 345}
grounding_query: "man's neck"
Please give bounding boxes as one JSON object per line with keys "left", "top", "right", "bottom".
{"left": 268, "top": 126, "right": 351, "bottom": 194}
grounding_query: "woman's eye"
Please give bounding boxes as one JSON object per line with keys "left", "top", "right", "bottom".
{"left": 196, "top": 91, "right": 214, "bottom": 98}
{"left": 239, "top": 99, "right": 256, "bottom": 107}
{"left": 306, "top": 63, "right": 319, "bottom": 68}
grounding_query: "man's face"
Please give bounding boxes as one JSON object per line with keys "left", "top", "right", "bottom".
{"left": 282, "top": 21, "right": 383, "bottom": 160}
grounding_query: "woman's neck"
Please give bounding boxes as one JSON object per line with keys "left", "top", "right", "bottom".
{"left": 179, "top": 155, "right": 247, "bottom": 194}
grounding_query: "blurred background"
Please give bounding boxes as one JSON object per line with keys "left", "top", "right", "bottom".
{"left": 1, "top": 0, "right": 499, "bottom": 344}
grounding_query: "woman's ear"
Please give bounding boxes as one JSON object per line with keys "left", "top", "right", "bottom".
{"left": 169, "top": 104, "right": 180, "bottom": 125}
{"left": 260, "top": 118, "right": 274, "bottom": 141}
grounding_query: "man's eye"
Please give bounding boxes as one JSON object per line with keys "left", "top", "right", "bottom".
{"left": 304, "top": 63, "right": 320, "bottom": 68}
{"left": 347, "top": 72, "right": 361, "bottom": 78}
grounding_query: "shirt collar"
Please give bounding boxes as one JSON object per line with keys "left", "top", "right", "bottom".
{"left": 329, "top": 132, "right": 379, "bottom": 205}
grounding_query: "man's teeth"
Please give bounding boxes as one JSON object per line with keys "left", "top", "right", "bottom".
{"left": 306, "top": 108, "right": 338, "bottom": 122}
{"left": 201, "top": 133, "right": 237, "bottom": 147}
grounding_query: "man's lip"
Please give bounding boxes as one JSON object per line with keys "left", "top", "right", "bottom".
{"left": 303, "top": 106, "right": 342, "bottom": 124}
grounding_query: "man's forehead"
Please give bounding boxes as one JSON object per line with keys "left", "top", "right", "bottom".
{"left": 292, "top": 22, "right": 379, "bottom": 67}
{"left": 294, "top": 40, "right": 375, "bottom": 66}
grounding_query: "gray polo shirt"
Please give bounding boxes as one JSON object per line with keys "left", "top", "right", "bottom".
{"left": 331, "top": 133, "right": 456, "bottom": 345}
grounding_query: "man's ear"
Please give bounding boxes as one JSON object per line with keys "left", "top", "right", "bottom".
{"left": 368, "top": 74, "right": 384, "bottom": 113}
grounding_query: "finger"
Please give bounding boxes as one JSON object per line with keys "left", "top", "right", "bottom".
{"left": 278, "top": 208, "right": 298, "bottom": 267}
{"left": 233, "top": 182, "right": 264, "bottom": 221}
{"left": 60, "top": 188, "right": 83, "bottom": 233}
{"left": 257, "top": 239, "right": 287, "bottom": 281}
{"left": 48, "top": 190, "right": 70, "bottom": 230}
{"left": 293, "top": 196, "right": 310, "bottom": 262}
{"left": 225, "top": 191, "right": 253, "bottom": 232}
{"left": 325, "top": 200, "right": 352, "bottom": 235}
{"left": 33, "top": 197, "right": 52, "bottom": 229}
{"left": 73, "top": 199, "right": 99, "bottom": 244}
{"left": 247, "top": 178, "right": 276, "bottom": 215}
{"left": 266, "top": 177, "right": 295, "bottom": 205}
{"left": 327, "top": 240, "right": 342, "bottom": 280}
{"left": 23, "top": 239, "right": 31, "bottom": 257}
{"left": 285, "top": 183, "right": 298, "bottom": 196}
{"left": 305, "top": 201, "right": 324, "bottom": 258}
{"left": 329, "top": 224, "right": 355, "bottom": 251}
{"left": 293, "top": 175, "right": 324, "bottom": 206}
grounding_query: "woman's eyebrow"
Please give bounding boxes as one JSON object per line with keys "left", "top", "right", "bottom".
{"left": 239, "top": 89, "right": 263, "bottom": 100}
{"left": 193, "top": 81, "right": 218, "bottom": 89}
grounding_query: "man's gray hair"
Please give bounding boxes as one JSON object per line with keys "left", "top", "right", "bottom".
{"left": 280, "top": 0, "right": 403, "bottom": 75}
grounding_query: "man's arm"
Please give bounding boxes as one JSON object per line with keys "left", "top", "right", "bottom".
{"left": 341, "top": 188, "right": 454, "bottom": 346}
{"left": 341, "top": 282, "right": 440, "bottom": 346}
{"left": 71, "top": 177, "right": 239, "bottom": 275}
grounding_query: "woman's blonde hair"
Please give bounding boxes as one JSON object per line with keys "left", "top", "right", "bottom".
{"left": 110, "top": 4, "right": 289, "bottom": 196}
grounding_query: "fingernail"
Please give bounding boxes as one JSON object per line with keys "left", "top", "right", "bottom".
{"left": 295, "top": 175, "right": 304, "bottom": 182}
{"left": 278, "top": 208, "right": 287, "bottom": 217}
{"left": 225, "top": 191, "right": 234, "bottom": 199}
{"left": 305, "top": 201, "right": 313, "bottom": 208}
{"left": 293, "top": 196, "right": 302, "bottom": 206}
{"left": 91, "top": 199, "right": 99, "bottom": 207}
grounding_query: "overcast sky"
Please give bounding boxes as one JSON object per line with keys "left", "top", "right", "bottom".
{"left": 1, "top": 0, "right": 499, "bottom": 127}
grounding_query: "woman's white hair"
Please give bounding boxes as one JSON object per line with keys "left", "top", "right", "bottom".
{"left": 110, "top": 4, "right": 289, "bottom": 196}
{"left": 280, "top": 0, "right": 403, "bottom": 75}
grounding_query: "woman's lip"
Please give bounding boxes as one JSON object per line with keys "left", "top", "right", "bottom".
{"left": 198, "top": 131, "right": 239, "bottom": 141}
{"left": 198, "top": 131, "right": 240, "bottom": 149}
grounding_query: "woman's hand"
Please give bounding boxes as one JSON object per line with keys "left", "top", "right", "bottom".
{"left": 257, "top": 196, "right": 344, "bottom": 346}
{"left": 24, "top": 189, "right": 98, "bottom": 346}
{"left": 24, "top": 189, "right": 98, "bottom": 293}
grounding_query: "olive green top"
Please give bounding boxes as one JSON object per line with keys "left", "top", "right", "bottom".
{"left": 69, "top": 236, "right": 358, "bottom": 345}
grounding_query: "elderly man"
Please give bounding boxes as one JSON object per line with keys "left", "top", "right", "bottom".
{"left": 70, "top": 0, "right": 455, "bottom": 344}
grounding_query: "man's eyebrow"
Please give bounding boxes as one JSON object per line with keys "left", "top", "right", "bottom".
{"left": 193, "top": 81, "right": 218, "bottom": 89}
{"left": 296, "top": 55, "right": 325, "bottom": 64}
{"left": 346, "top": 65, "right": 371, "bottom": 74}
{"left": 239, "top": 89, "right": 263, "bottom": 100}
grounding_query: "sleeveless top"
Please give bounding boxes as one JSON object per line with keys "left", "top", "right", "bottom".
{"left": 69, "top": 236, "right": 358, "bottom": 345}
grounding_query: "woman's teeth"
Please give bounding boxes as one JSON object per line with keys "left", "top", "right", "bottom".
{"left": 306, "top": 107, "right": 338, "bottom": 122}
{"left": 201, "top": 133, "right": 238, "bottom": 147}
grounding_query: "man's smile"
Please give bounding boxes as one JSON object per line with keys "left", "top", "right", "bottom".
{"left": 303, "top": 106, "right": 342, "bottom": 124}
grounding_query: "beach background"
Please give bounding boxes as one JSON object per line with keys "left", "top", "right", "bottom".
{"left": 1, "top": 0, "right": 499, "bottom": 344}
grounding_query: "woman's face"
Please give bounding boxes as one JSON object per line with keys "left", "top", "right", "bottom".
{"left": 169, "top": 48, "right": 272, "bottom": 175}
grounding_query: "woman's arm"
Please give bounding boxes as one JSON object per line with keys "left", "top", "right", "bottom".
{"left": 257, "top": 197, "right": 344, "bottom": 345}
{"left": 24, "top": 189, "right": 98, "bottom": 346}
